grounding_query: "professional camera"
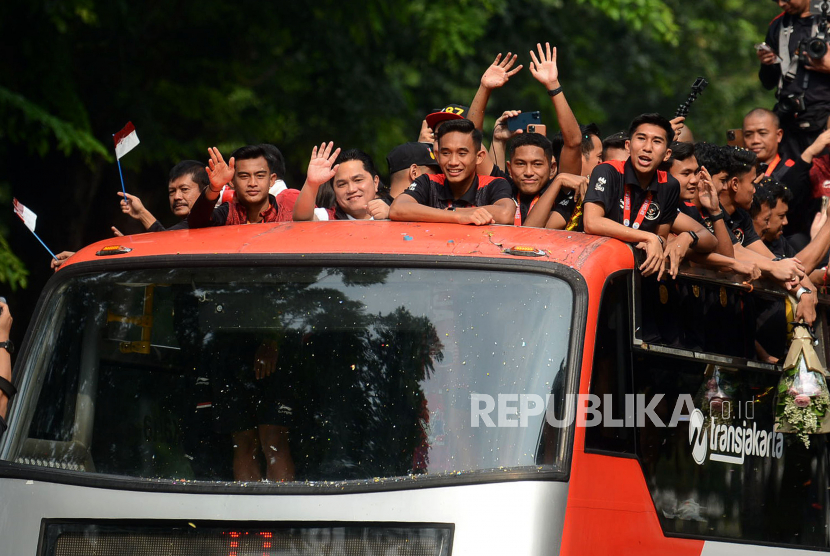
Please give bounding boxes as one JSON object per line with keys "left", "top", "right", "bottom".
{"left": 805, "top": 0, "right": 830, "bottom": 59}
{"left": 778, "top": 91, "right": 807, "bottom": 115}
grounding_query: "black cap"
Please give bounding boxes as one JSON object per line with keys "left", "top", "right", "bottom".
{"left": 387, "top": 142, "right": 440, "bottom": 174}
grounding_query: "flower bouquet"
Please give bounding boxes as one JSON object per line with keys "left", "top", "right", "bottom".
{"left": 774, "top": 325, "right": 830, "bottom": 448}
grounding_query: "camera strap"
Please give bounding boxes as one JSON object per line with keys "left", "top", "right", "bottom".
{"left": 779, "top": 18, "right": 819, "bottom": 88}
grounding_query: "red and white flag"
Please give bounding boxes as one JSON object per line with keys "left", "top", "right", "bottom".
{"left": 113, "top": 122, "right": 140, "bottom": 159}
{"left": 13, "top": 198, "right": 37, "bottom": 232}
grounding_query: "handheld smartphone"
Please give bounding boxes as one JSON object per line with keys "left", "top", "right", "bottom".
{"left": 0, "top": 297, "right": 6, "bottom": 315}
{"left": 754, "top": 43, "right": 773, "bottom": 53}
{"left": 726, "top": 129, "right": 744, "bottom": 147}
{"left": 822, "top": 195, "right": 830, "bottom": 213}
{"left": 507, "top": 111, "right": 542, "bottom": 132}
{"left": 526, "top": 124, "right": 547, "bottom": 136}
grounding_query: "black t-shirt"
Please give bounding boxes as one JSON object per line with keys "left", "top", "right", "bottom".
{"left": 723, "top": 206, "right": 761, "bottom": 247}
{"left": 149, "top": 219, "right": 190, "bottom": 233}
{"left": 583, "top": 159, "right": 679, "bottom": 232}
{"left": 766, "top": 235, "right": 798, "bottom": 259}
{"left": 678, "top": 202, "right": 739, "bottom": 244}
{"left": 490, "top": 165, "right": 556, "bottom": 225}
{"left": 402, "top": 173, "right": 513, "bottom": 210}
{"left": 0, "top": 415, "right": 6, "bottom": 436}
{"left": 766, "top": 154, "right": 815, "bottom": 237}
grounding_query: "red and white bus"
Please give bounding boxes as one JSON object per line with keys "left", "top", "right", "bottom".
{"left": 0, "top": 221, "right": 825, "bottom": 555}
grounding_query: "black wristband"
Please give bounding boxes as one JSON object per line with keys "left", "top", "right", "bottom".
{"left": 547, "top": 87, "right": 563, "bottom": 97}
{"left": 708, "top": 211, "right": 724, "bottom": 222}
{"left": 0, "top": 376, "right": 16, "bottom": 401}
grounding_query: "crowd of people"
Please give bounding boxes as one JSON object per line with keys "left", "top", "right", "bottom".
{"left": 35, "top": 1, "right": 830, "bottom": 475}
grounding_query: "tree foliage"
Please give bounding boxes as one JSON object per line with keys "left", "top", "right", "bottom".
{"left": 0, "top": 0, "right": 782, "bottom": 310}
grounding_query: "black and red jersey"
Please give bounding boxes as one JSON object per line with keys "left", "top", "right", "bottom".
{"left": 401, "top": 173, "right": 512, "bottom": 210}
{"left": 583, "top": 159, "right": 680, "bottom": 233}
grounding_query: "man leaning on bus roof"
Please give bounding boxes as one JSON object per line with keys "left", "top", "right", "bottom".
{"left": 389, "top": 119, "right": 515, "bottom": 225}
{"left": 582, "top": 113, "right": 716, "bottom": 279}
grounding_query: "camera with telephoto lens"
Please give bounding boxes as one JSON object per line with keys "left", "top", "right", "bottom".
{"left": 806, "top": 0, "right": 830, "bottom": 59}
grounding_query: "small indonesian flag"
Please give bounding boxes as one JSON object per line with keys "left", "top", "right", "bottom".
{"left": 113, "top": 121, "right": 140, "bottom": 160}
{"left": 13, "top": 198, "right": 37, "bottom": 232}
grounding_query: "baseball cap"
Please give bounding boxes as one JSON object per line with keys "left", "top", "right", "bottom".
{"left": 387, "top": 142, "right": 439, "bottom": 174}
{"left": 425, "top": 104, "right": 469, "bottom": 130}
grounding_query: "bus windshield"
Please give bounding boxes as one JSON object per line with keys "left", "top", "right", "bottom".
{"left": 5, "top": 265, "right": 573, "bottom": 485}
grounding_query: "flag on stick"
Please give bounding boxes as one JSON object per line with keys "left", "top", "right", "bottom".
{"left": 112, "top": 121, "right": 140, "bottom": 205}
{"left": 113, "top": 122, "right": 140, "bottom": 159}
{"left": 13, "top": 199, "right": 57, "bottom": 260}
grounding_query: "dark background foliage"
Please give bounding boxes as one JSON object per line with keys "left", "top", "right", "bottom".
{"left": 1, "top": 0, "right": 777, "bottom": 343}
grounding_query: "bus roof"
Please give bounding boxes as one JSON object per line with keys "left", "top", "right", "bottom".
{"left": 61, "top": 222, "right": 635, "bottom": 276}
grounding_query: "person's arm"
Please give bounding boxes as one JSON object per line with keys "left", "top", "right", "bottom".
{"left": 478, "top": 198, "right": 517, "bottom": 225}
{"left": 468, "top": 54, "right": 522, "bottom": 176}
{"left": 0, "top": 300, "right": 12, "bottom": 423}
{"left": 489, "top": 110, "right": 523, "bottom": 173}
{"left": 795, "top": 274, "right": 818, "bottom": 325}
{"left": 117, "top": 192, "right": 158, "bottom": 230}
{"left": 801, "top": 128, "right": 830, "bottom": 165}
{"left": 583, "top": 201, "right": 666, "bottom": 277}
{"left": 389, "top": 194, "right": 496, "bottom": 225}
{"left": 734, "top": 243, "right": 805, "bottom": 287}
{"left": 664, "top": 213, "right": 717, "bottom": 278}
{"left": 528, "top": 42, "right": 581, "bottom": 176}
{"left": 523, "top": 174, "right": 585, "bottom": 228}
{"left": 696, "top": 167, "right": 734, "bottom": 258}
{"left": 293, "top": 142, "right": 341, "bottom": 221}
{"left": 685, "top": 252, "right": 762, "bottom": 281}
{"left": 468, "top": 53, "right": 522, "bottom": 132}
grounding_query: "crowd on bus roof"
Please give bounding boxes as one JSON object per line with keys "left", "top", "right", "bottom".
{"left": 48, "top": 2, "right": 830, "bottom": 341}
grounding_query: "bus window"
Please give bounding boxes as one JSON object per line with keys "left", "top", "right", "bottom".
{"left": 6, "top": 266, "right": 575, "bottom": 485}
{"left": 634, "top": 348, "right": 830, "bottom": 549}
{"left": 585, "top": 272, "right": 635, "bottom": 456}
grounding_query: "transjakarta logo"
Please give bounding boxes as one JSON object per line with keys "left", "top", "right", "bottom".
{"left": 688, "top": 408, "right": 783, "bottom": 465}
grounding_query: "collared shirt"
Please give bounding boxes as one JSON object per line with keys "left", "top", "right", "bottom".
{"left": 766, "top": 235, "right": 798, "bottom": 259}
{"left": 402, "top": 173, "right": 513, "bottom": 210}
{"left": 188, "top": 192, "right": 283, "bottom": 228}
{"left": 722, "top": 206, "right": 761, "bottom": 247}
{"left": 583, "top": 159, "right": 679, "bottom": 232}
{"left": 678, "top": 202, "right": 739, "bottom": 244}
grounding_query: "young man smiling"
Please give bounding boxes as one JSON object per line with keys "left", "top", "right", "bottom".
{"left": 582, "top": 113, "right": 717, "bottom": 279}
{"left": 188, "top": 145, "right": 286, "bottom": 227}
{"left": 389, "top": 119, "right": 514, "bottom": 225}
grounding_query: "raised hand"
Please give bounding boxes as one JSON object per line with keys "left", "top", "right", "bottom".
{"left": 670, "top": 117, "right": 686, "bottom": 141}
{"left": 206, "top": 147, "right": 235, "bottom": 191}
{"left": 481, "top": 52, "right": 522, "bottom": 90}
{"left": 493, "top": 110, "right": 523, "bottom": 142}
{"left": 306, "top": 142, "right": 341, "bottom": 188}
{"left": 529, "top": 42, "right": 560, "bottom": 90}
{"left": 418, "top": 120, "right": 435, "bottom": 144}
{"left": 117, "top": 192, "right": 145, "bottom": 219}
{"left": 696, "top": 166, "right": 719, "bottom": 213}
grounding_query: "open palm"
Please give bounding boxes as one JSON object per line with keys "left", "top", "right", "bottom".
{"left": 529, "top": 42, "right": 560, "bottom": 89}
{"left": 306, "top": 142, "right": 341, "bottom": 188}
{"left": 481, "top": 52, "right": 522, "bottom": 89}
{"left": 206, "top": 147, "right": 235, "bottom": 189}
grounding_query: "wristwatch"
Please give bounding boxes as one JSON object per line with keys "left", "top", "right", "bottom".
{"left": 0, "top": 340, "right": 13, "bottom": 354}
{"left": 708, "top": 211, "right": 724, "bottom": 222}
{"left": 686, "top": 230, "right": 699, "bottom": 248}
{"left": 796, "top": 286, "right": 813, "bottom": 301}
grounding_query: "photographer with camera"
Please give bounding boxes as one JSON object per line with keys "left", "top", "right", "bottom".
{"left": 759, "top": 0, "right": 830, "bottom": 156}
